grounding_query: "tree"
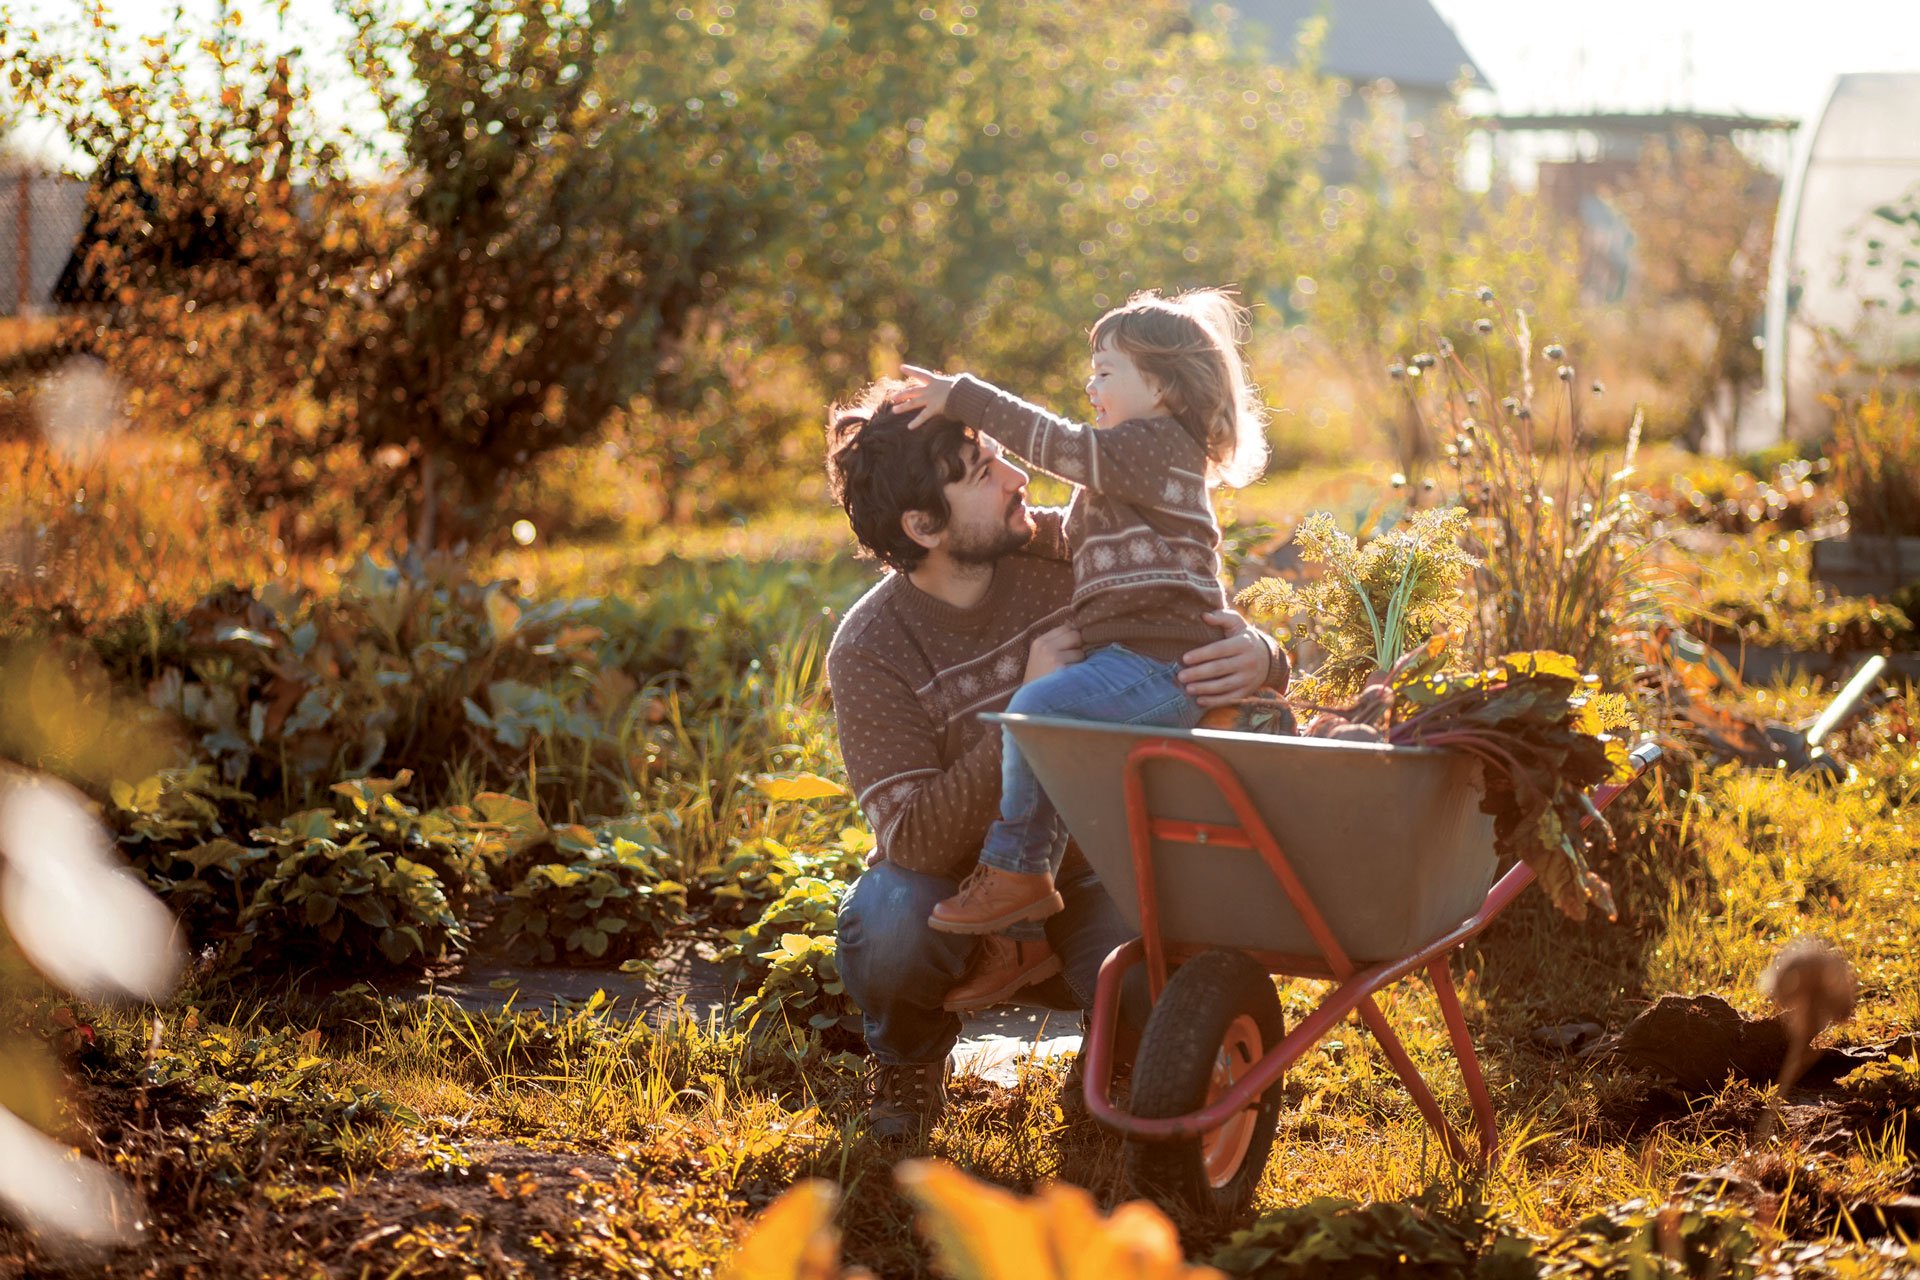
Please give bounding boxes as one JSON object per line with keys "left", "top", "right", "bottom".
{"left": 747, "top": 0, "right": 1334, "bottom": 411}
{"left": 5, "top": 0, "right": 1344, "bottom": 538}
{"left": 1605, "top": 129, "right": 1777, "bottom": 443}
{"left": 1289, "top": 88, "right": 1584, "bottom": 469}
{"left": 3, "top": 4, "right": 361, "bottom": 538}
{"left": 333, "top": 0, "right": 819, "bottom": 543}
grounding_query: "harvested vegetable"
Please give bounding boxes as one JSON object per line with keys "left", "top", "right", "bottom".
{"left": 1388, "top": 649, "right": 1636, "bottom": 921}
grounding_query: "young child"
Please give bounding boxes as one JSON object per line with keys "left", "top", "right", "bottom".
{"left": 890, "top": 288, "right": 1270, "bottom": 987}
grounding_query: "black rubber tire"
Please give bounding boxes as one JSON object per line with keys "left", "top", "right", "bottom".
{"left": 1124, "top": 949, "right": 1286, "bottom": 1224}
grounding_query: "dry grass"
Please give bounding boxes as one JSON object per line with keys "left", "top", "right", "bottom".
{"left": 2, "top": 397, "right": 1915, "bottom": 1277}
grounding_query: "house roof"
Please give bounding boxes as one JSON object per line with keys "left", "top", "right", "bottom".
{"left": 1224, "top": 0, "right": 1490, "bottom": 92}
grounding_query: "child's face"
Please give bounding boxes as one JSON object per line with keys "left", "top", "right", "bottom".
{"left": 1086, "top": 341, "right": 1165, "bottom": 428}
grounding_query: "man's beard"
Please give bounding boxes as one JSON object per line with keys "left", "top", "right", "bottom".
{"left": 945, "top": 506, "right": 1031, "bottom": 566}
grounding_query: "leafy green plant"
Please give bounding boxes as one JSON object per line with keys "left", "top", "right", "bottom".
{"left": 1535, "top": 1195, "right": 1757, "bottom": 1279}
{"left": 1237, "top": 506, "right": 1477, "bottom": 701}
{"left": 1862, "top": 182, "right": 1920, "bottom": 324}
{"left": 734, "top": 932, "right": 861, "bottom": 1050}
{"left": 109, "top": 765, "right": 271, "bottom": 948}
{"left": 1210, "top": 1192, "right": 1535, "bottom": 1280}
{"left": 144, "top": 1021, "right": 422, "bottom": 1176}
{"left": 235, "top": 808, "right": 468, "bottom": 969}
{"left": 703, "top": 832, "right": 867, "bottom": 924}
{"left": 1389, "top": 650, "right": 1636, "bottom": 921}
{"left": 110, "top": 764, "right": 253, "bottom": 848}
{"left": 144, "top": 556, "right": 625, "bottom": 807}
{"left": 327, "top": 772, "right": 497, "bottom": 909}
{"left": 490, "top": 824, "right": 688, "bottom": 965}
{"left": 719, "top": 877, "right": 859, "bottom": 1049}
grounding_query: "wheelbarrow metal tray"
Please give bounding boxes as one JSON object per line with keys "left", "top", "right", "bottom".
{"left": 988, "top": 714, "right": 1496, "bottom": 964}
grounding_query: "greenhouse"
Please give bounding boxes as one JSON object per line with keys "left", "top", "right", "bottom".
{"left": 1764, "top": 71, "right": 1920, "bottom": 443}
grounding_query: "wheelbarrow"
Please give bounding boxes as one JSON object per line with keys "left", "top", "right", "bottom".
{"left": 984, "top": 712, "right": 1662, "bottom": 1221}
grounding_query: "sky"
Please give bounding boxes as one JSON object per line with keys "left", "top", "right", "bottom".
{"left": 11, "top": 0, "right": 1920, "bottom": 167}
{"left": 1429, "top": 0, "right": 1920, "bottom": 124}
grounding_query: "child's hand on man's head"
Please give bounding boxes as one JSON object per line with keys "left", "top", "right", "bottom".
{"left": 893, "top": 365, "right": 958, "bottom": 428}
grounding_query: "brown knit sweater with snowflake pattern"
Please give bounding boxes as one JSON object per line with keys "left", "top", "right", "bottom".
{"left": 826, "top": 510, "right": 1288, "bottom": 876}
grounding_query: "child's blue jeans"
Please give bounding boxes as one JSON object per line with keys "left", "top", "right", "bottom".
{"left": 982, "top": 643, "right": 1202, "bottom": 906}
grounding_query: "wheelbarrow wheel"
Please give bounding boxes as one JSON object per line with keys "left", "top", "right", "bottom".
{"left": 1124, "top": 949, "right": 1285, "bottom": 1222}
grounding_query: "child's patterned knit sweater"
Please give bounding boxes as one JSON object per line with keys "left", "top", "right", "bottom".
{"left": 946, "top": 374, "right": 1228, "bottom": 666}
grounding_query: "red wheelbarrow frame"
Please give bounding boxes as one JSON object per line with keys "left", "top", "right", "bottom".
{"left": 1079, "top": 739, "right": 1663, "bottom": 1165}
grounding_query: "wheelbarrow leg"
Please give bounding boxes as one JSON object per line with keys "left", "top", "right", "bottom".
{"left": 1352, "top": 995, "right": 1476, "bottom": 1166}
{"left": 1428, "top": 958, "right": 1498, "bottom": 1162}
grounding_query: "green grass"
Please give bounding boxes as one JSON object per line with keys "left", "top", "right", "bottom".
{"left": 6, "top": 457, "right": 1920, "bottom": 1278}
{"left": 9, "top": 682, "right": 1918, "bottom": 1278}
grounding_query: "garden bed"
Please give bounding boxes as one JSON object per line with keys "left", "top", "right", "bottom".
{"left": 1810, "top": 534, "right": 1920, "bottom": 598}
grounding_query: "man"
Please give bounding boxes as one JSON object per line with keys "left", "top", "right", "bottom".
{"left": 823, "top": 384, "right": 1289, "bottom": 1138}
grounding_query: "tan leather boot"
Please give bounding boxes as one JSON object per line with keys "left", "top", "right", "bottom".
{"left": 927, "top": 865, "right": 1065, "bottom": 934}
{"left": 941, "top": 934, "right": 1064, "bottom": 1012}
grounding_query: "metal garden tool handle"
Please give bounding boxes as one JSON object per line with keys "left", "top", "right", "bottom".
{"left": 1804, "top": 654, "right": 1888, "bottom": 751}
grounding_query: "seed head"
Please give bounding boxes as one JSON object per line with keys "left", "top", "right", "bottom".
{"left": 1476, "top": 286, "right": 1494, "bottom": 303}
{"left": 1411, "top": 352, "right": 1436, "bottom": 370}
{"left": 1474, "top": 318, "right": 1493, "bottom": 335}
{"left": 1591, "top": 380, "right": 1605, "bottom": 395}
{"left": 1557, "top": 364, "right": 1575, "bottom": 382}
{"left": 1544, "top": 343, "right": 1565, "bottom": 360}
{"left": 1387, "top": 362, "right": 1406, "bottom": 380}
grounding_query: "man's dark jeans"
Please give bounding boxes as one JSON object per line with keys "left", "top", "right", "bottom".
{"left": 838, "top": 856, "right": 1144, "bottom": 1066}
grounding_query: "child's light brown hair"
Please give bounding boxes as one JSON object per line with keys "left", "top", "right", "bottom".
{"left": 1090, "top": 287, "right": 1269, "bottom": 488}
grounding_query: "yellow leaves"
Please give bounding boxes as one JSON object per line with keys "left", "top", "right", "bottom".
{"left": 1576, "top": 692, "right": 1636, "bottom": 737}
{"left": 1496, "top": 650, "right": 1581, "bottom": 683}
{"left": 487, "top": 1170, "right": 539, "bottom": 1201}
{"left": 753, "top": 772, "right": 847, "bottom": 803}
{"left": 900, "top": 1159, "right": 1221, "bottom": 1280}
{"left": 483, "top": 589, "right": 521, "bottom": 641}
{"left": 722, "top": 1180, "right": 842, "bottom": 1280}
{"left": 470, "top": 791, "right": 540, "bottom": 832}
{"left": 726, "top": 1161, "right": 1217, "bottom": 1280}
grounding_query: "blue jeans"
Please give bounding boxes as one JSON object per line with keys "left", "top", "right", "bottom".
{"left": 838, "top": 857, "right": 1147, "bottom": 1065}
{"left": 983, "top": 644, "right": 1202, "bottom": 879}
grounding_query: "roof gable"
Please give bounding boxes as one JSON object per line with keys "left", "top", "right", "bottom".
{"left": 1223, "top": 0, "right": 1489, "bottom": 92}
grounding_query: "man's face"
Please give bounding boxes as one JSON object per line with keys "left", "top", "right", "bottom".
{"left": 938, "top": 436, "right": 1033, "bottom": 565}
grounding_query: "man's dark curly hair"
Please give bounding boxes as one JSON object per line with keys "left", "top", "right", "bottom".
{"left": 824, "top": 380, "right": 977, "bottom": 573}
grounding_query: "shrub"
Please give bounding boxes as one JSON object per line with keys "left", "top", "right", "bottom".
{"left": 719, "top": 877, "right": 860, "bottom": 1050}
{"left": 490, "top": 823, "right": 688, "bottom": 966}
{"left": 1828, "top": 383, "right": 1920, "bottom": 538}
{"left": 702, "top": 833, "right": 867, "bottom": 925}
{"left": 1211, "top": 1191, "right": 1532, "bottom": 1279}
{"left": 145, "top": 556, "right": 624, "bottom": 807}
{"left": 1535, "top": 1195, "right": 1757, "bottom": 1279}
{"left": 108, "top": 765, "right": 268, "bottom": 950}
{"left": 326, "top": 773, "right": 497, "bottom": 909}
{"left": 1400, "top": 313, "right": 1661, "bottom": 685}
{"left": 234, "top": 808, "right": 468, "bottom": 970}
